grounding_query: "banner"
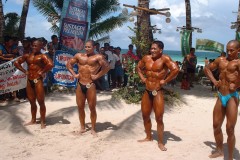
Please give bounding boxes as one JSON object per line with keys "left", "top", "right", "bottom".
{"left": 180, "top": 30, "right": 191, "bottom": 57}
{"left": 53, "top": 50, "right": 78, "bottom": 87}
{"left": 59, "top": 0, "right": 91, "bottom": 54}
{"left": 196, "top": 39, "right": 224, "bottom": 53}
{"left": 0, "top": 58, "right": 27, "bottom": 95}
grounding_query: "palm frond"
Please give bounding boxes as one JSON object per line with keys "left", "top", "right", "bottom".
{"left": 89, "top": 13, "right": 127, "bottom": 38}
{"left": 91, "top": 0, "right": 121, "bottom": 23}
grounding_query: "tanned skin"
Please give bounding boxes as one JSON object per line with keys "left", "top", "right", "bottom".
{"left": 14, "top": 39, "right": 53, "bottom": 129}
{"left": 66, "top": 40, "right": 110, "bottom": 136}
{"left": 137, "top": 41, "right": 179, "bottom": 151}
{"left": 204, "top": 40, "right": 240, "bottom": 160}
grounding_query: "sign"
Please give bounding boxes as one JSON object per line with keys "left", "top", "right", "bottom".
{"left": 196, "top": 39, "right": 224, "bottom": 53}
{"left": 180, "top": 30, "right": 191, "bottom": 57}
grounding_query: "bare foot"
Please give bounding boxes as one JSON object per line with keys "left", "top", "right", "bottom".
{"left": 80, "top": 128, "right": 87, "bottom": 133}
{"left": 137, "top": 137, "right": 153, "bottom": 142}
{"left": 209, "top": 150, "right": 224, "bottom": 158}
{"left": 41, "top": 123, "right": 46, "bottom": 129}
{"left": 24, "top": 121, "right": 36, "bottom": 126}
{"left": 158, "top": 143, "right": 167, "bottom": 151}
{"left": 91, "top": 129, "right": 98, "bottom": 137}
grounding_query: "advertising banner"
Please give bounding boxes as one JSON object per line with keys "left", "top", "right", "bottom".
{"left": 196, "top": 39, "right": 224, "bottom": 53}
{"left": 180, "top": 30, "right": 191, "bottom": 57}
{"left": 53, "top": 50, "right": 77, "bottom": 87}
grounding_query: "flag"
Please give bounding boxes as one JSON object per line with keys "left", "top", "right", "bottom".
{"left": 180, "top": 30, "right": 191, "bottom": 57}
{"left": 196, "top": 39, "right": 224, "bottom": 53}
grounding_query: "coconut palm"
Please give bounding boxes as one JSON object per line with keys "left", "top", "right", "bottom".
{"left": 32, "top": 0, "right": 127, "bottom": 39}
{"left": 185, "top": 0, "right": 192, "bottom": 47}
{"left": 18, "top": 0, "right": 30, "bottom": 40}
{"left": 4, "top": 12, "right": 20, "bottom": 36}
{"left": 135, "top": 0, "right": 152, "bottom": 55}
{"left": 0, "top": 0, "right": 4, "bottom": 42}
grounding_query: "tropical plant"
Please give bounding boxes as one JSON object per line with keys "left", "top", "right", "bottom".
{"left": 18, "top": 0, "right": 30, "bottom": 40}
{"left": 32, "top": 0, "right": 128, "bottom": 38}
{"left": 4, "top": 12, "right": 20, "bottom": 36}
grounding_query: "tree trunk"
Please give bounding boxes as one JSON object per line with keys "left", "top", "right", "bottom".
{"left": 18, "top": 0, "right": 30, "bottom": 40}
{"left": 237, "top": 1, "right": 240, "bottom": 32}
{"left": 0, "top": 0, "right": 4, "bottom": 43}
{"left": 136, "top": 0, "right": 152, "bottom": 55}
{"left": 185, "top": 0, "right": 192, "bottom": 48}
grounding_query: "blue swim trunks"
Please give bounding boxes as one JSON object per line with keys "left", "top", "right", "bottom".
{"left": 217, "top": 91, "right": 239, "bottom": 107}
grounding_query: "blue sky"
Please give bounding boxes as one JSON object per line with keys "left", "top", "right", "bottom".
{"left": 2, "top": 0, "right": 239, "bottom": 51}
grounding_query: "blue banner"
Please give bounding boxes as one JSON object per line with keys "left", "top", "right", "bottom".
{"left": 52, "top": 50, "right": 78, "bottom": 87}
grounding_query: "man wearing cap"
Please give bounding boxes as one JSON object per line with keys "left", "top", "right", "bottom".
{"left": 137, "top": 40, "right": 179, "bottom": 151}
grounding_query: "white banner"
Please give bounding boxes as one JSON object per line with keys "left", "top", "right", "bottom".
{"left": 0, "top": 58, "right": 27, "bottom": 95}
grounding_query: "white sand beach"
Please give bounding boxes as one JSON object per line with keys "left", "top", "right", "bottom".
{"left": 0, "top": 83, "right": 240, "bottom": 160}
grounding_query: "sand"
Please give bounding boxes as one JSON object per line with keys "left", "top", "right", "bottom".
{"left": 0, "top": 83, "right": 240, "bottom": 160}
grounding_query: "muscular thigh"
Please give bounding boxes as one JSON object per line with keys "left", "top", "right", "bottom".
{"left": 26, "top": 81, "right": 36, "bottom": 100}
{"left": 213, "top": 98, "right": 226, "bottom": 125}
{"left": 76, "top": 84, "right": 86, "bottom": 107}
{"left": 35, "top": 80, "right": 45, "bottom": 102}
{"left": 141, "top": 91, "right": 153, "bottom": 116}
{"left": 86, "top": 84, "right": 96, "bottom": 108}
{"left": 153, "top": 91, "right": 164, "bottom": 118}
{"left": 226, "top": 97, "right": 238, "bottom": 126}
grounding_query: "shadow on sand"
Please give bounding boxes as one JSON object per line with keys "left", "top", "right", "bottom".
{"left": 204, "top": 141, "right": 240, "bottom": 160}
{"left": 152, "top": 130, "right": 182, "bottom": 145}
{"left": 0, "top": 105, "right": 31, "bottom": 135}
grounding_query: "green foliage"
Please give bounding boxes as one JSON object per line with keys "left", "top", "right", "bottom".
{"left": 4, "top": 12, "right": 20, "bottom": 36}
{"left": 128, "top": 26, "right": 151, "bottom": 56}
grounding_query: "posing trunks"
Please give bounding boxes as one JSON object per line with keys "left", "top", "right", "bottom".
{"left": 218, "top": 91, "right": 239, "bottom": 107}
{"left": 145, "top": 89, "right": 161, "bottom": 99}
{"left": 28, "top": 78, "right": 42, "bottom": 88}
{"left": 78, "top": 81, "right": 93, "bottom": 95}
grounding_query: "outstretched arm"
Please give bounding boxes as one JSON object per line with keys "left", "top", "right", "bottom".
{"left": 66, "top": 54, "right": 79, "bottom": 78}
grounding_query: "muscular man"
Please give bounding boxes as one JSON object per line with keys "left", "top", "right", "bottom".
{"left": 204, "top": 40, "right": 240, "bottom": 160}
{"left": 14, "top": 39, "right": 53, "bottom": 129}
{"left": 66, "top": 40, "right": 110, "bottom": 136}
{"left": 137, "top": 40, "right": 179, "bottom": 151}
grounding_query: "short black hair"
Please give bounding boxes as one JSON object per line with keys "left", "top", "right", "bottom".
{"left": 152, "top": 40, "right": 164, "bottom": 49}
{"left": 51, "top": 35, "right": 58, "bottom": 40}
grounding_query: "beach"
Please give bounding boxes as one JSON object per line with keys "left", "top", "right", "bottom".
{"left": 0, "top": 83, "right": 240, "bottom": 160}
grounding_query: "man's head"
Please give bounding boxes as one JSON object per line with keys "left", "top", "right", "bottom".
{"left": 128, "top": 44, "right": 134, "bottom": 51}
{"left": 226, "top": 40, "right": 240, "bottom": 60}
{"left": 51, "top": 35, "right": 58, "bottom": 44}
{"left": 4, "top": 35, "right": 14, "bottom": 47}
{"left": 115, "top": 47, "right": 121, "bottom": 54}
{"left": 22, "top": 37, "right": 31, "bottom": 49}
{"left": 104, "top": 43, "right": 110, "bottom": 51}
{"left": 85, "top": 40, "right": 95, "bottom": 55}
{"left": 190, "top": 48, "right": 195, "bottom": 54}
{"left": 150, "top": 40, "right": 164, "bottom": 59}
{"left": 32, "top": 39, "right": 43, "bottom": 53}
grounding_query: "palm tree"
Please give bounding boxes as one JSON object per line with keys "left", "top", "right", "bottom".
{"left": 0, "top": 0, "right": 4, "bottom": 42}
{"left": 18, "top": 0, "right": 30, "bottom": 40}
{"left": 32, "top": 0, "right": 127, "bottom": 39}
{"left": 185, "top": 0, "right": 192, "bottom": 47}
{"left": 136, "top": 0, "right": 152, "bottom": 55}
{"left": 237, "top": 0, "right": 240, "bottom": 32}
{"left": 4, "top": 12, "right": 20, "bottom": 36}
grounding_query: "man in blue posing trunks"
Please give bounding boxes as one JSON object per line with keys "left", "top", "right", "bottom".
{"left": 204, "top": 40, "right": 240, "bottom": 160}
